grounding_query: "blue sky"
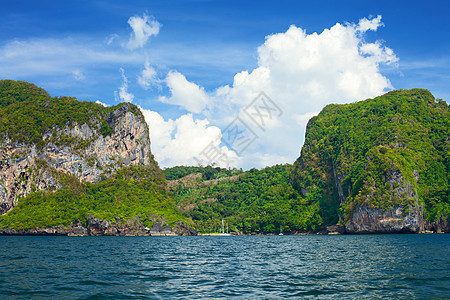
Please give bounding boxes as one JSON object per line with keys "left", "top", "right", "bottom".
{"left": 1, "top": 0, "right": 449, "bottom": 168}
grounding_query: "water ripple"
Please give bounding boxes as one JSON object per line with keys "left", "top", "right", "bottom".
{"left": 0, "top": 234, "right": 449, "bottom": 299}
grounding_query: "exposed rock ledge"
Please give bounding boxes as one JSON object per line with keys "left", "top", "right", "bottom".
{"left": 345, "top": 206, "right": 424, "bottom": 233}
{"left": 323, "top": 206, "right": 449, "bottom": 234}
{"left": 0, "top": 215, "right": 198, "bottom": 236}
{"left": 0, "top": 104, "right": 152, "bottom": 214}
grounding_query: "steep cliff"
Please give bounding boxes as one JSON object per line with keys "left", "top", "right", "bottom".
{"left": 0, "top": 80, "right": 194, "bottom": 235}
{"left": 291, "top": 89, "right": 449, "bottom": 233}
{"left": 0, "top": 80, "right": 152, "bottom": 214}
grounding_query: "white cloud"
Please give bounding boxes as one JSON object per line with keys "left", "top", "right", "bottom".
{"left": 139, "top": 107, "right": 238, "bottom": 168}
{"left": 137, "top": 61, "right": 159, "bottom": 89}
{"left": 115, "top": 68, "right": 134, "bottom": 103}
{"left": 360, "top": 41, "right": 398, "bottom": 65}
{"left": 0, "top": 14, "right": 400, "bottom": 169}
{"left": 95, "top": 100, "right": 108, "bottom": 107}
{"left": 357, "top": 15, "right": 383, "bottom": 32}
{"left": 159, "top": 71, "right": 211, "bottom": 114}
{"left": 127, "top": 14, "right": 161, "bottom": 50}
{"left": 152, "top": 15, "right": 398, "bottom": 169}
{"left": 72, "top": 69, "right": 85, "bottom": 80}
{"left": 224, "top": 16, "right": 397, "bottom": 168}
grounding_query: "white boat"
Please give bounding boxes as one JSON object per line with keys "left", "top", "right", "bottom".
{"left": 279, "top": 225, "right": 284, "bottom": 236}
{"left": 220, "top": 219, "right": 231, "bottom": 236}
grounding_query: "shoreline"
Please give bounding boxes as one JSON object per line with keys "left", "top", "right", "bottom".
{"left": 0, "top": 229, "right": 447, "bottom": 237}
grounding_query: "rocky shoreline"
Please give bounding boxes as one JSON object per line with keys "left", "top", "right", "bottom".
{"left": 0, "top": 215, "right": 198, "bottom": 236}
{"left": 1, "top": 227, "right": 447, "bottom": 236}
{"left": 1, "top": 214, "right": 448, "bottom": 236}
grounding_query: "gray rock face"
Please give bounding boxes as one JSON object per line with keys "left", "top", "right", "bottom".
{"left": 0, "top": 215, "right": 199, "bottom": 236}
{"left": 345, "top": 206, "right": 424, "bottom": 233}
{"left": 344, "top": 168, "right": 431, "bottom": 234}
{"left": 345, "top": 205, "right": 450, "bottom": 234}
{"left": 0, "top": 105, "right": 151, "bottom": 214}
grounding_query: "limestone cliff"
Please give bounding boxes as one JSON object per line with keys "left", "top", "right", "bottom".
{"left": 291, "top": 89, "right": 449, "bottom": 233}
{"left": 0, "top": 80, "right": 152, "bottom": 214}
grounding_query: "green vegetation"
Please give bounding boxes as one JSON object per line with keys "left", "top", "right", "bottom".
{"left": 0, "top": 80, "right": 183, "bottom": 231}
{"left": 0, "top": 80, "right": 145, "bottom": 148}
{"left": 1, "top": 81, "right": 447, "bottom": 234}
{"left": 164, "top": 165, "right": 242, "bottom": 180}
{"left": 0, "top": 165, "right": 186, "bottom": 230}
{"left": 291, "top": 89, "right": 449, "bottom": 225}
{"left": 165, "top": 164, "right": 322, "bottom": 233}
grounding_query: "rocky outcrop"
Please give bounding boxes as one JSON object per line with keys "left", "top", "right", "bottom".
{"left": 0, "top": 104, "right": 152, "bottom": 214}
{"left": 345, "top": 206, "right": 423, "bottom": 233}
{"left": 325, "top": 225, "right": 346, "bottom": 235}
{"left": 424, "top": 215, "right": 450, "bottom": 233}
{"left": 0, "top": 214, "right": 198, "bottom": 236}
{"left": 290, "top": 89, "right": 449, "bottom": 234}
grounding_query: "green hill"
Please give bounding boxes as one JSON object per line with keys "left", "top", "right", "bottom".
{"left": 0, "top": 80, "right": 189, "bottom": 235}
{"left": 0, "top": 80, "right": 143, "bottom": 148}
{"left": 1, "top": 81, "right": 448, "bottom": 234}
{"left": 165, "top": 164, "right": 322, "bottom": 233}
{"left": 290, "top": 89, "right": 449, "bottom": 232}
{"left": 0, "top": 165, "right": 185, "bottom": 231}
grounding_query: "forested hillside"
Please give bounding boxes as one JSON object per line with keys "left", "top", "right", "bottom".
{"left": 0, "top": 165, "right": 185, "bottom": 231}
{"left": 290, "top": 89, "right": 449, "bottom": 232}
{"left": 1, "top": 81, "right": 448, "bottom": 234}
{"left": 165, "top": 164, "right": 322, "bottom": 233}
{"left": 0, "top": 80, "right": 189, "bottom": 235}
{"left": 0, "top": 80, "right": 144, "bottom": 148}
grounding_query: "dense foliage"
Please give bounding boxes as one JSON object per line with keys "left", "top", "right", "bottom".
{"left": 291, "top": 89, "right": 449, "bottom": 225}
{"left": 1, "top": 81, "right": 447, "bottom": 234}
{"left": 0, "top": 80, "right": 145, "bottom": 148}
{"left": 0, "top": 80, "right": 183, "bottom": 231}
{"left": 166, "top": 165, "right": 322, "bottom": 233}
{"left": 164, "top": 165, "right": 242, "bottom": 181}
{"left": 0, "top": 165, "right": 186, "bottom": 230}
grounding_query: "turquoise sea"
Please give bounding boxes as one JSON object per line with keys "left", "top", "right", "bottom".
{"left": 0, "top": 234, "right": 449, "bottom": 299}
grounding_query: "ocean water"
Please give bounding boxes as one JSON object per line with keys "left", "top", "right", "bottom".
{"left": 0, "top": 234, "right": 449, "bottom": 299}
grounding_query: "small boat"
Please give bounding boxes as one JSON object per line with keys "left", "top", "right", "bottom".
{"left": 220, "top": 219, "right": 231, "bottom": 236}
{"left": 279, "top": 225, "right": 284, "bottom": 236}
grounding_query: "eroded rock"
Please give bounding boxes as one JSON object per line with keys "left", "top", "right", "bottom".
{"left": 0, "top": 105, "right": 151, "bottom": 214}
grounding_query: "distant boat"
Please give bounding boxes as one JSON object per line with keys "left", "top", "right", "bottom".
{"left": 220, "top": 219, "right": 231, "bottom": 236}
{"left": 279, "top": 225, "right": 284, "bottom": 236}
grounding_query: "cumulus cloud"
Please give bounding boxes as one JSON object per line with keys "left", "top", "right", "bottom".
{"left": 159, "top": 71, "right": 211, "bottom": 113}
{"left": 140, "top": 107, "right": 238, "bottom": 168}
{"left": 3, "top": 14, "right": 398, "bottom": 169}
{"left": 357, "top": 15, "right": 383, "bottom": 32}
{"left": 360, "top": 41, "right": 398, "bottom": 65}
{"left": 137, "top": 61, "right": 159, "bottom": 89}
{"left": 127, "top": 14, "right": 161, "bottom": 50}
{"left": 115, "top": 68, "right": 134, "bottom": 102}
{"left": 150, "top": 15, "right": 398, "bottom": 169}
